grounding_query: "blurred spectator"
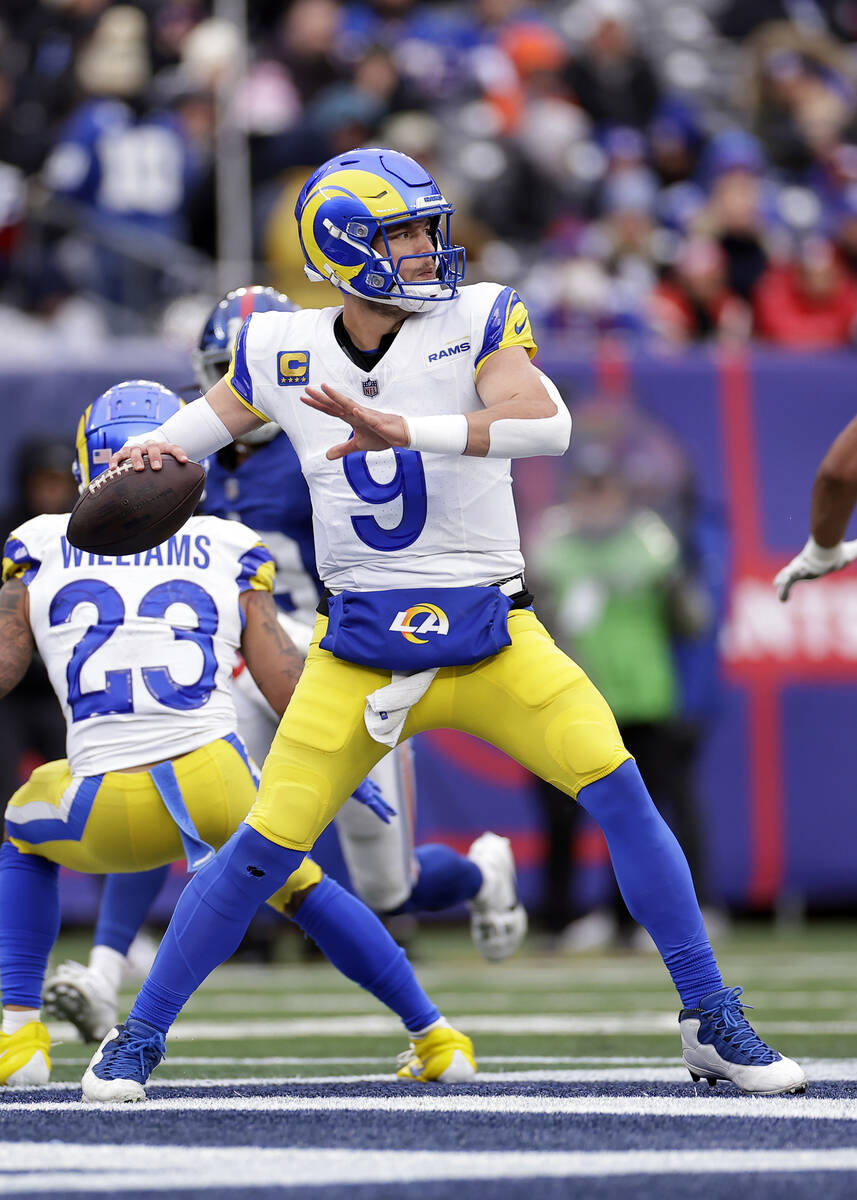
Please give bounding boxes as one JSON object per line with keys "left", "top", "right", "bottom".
{"left": 530, "top": 438, "right": 714, "bottom": 948}
{"left": 744, "top": 26, "right": 857, "bottom": 175}
{"left": 717, "top": 1, "right": 857, "bottom": 43}
{"left": 563, "top": 0, "right": 661, "bottom": 130}
{"left": 0, "top": 436, "right": 77, "bottom": 822}
{"left": 4, "top": 0, "right": 111, "bottom": 134}
{"left": 692, "top": 129, "right": 775, "bottom": 299}
{"left": 649, "top": 97, "right": 706, "bottom": 188}
{"left": 149, "top": 1, "right": 208, "bottom": 74}
{"left": 754, "top": 232, "right": 857, "bottom": 347}
{"left": 484, "top": 19, "right": 570, "bottom": 134}
{"left": 578, "top": 167, "right": 664, "bottom": 331}
{"left": 650, "top": 238, "right": 751, "bottom": 344}
{"left": 40, "top": 7, "right": 212, "bottom": 324}
{"left": 275, "top": 0, "right": 349, "bottom": 104}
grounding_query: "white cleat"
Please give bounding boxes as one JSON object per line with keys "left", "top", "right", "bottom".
{"left": 680, "top": 986, "right": 807, "bottom": 1095}
{"left": 467, "top": 832, "right": 528, "bottom": 961}
{"left": 43, "top": 961, "right": 118, "bottom": 1043}
{"left": 81, "top": 1021, "right": 166, "bottom": 1103}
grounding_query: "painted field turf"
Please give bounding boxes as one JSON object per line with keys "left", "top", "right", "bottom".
{"left": 2, "top": 922, "right": 857, "bottom": 1198}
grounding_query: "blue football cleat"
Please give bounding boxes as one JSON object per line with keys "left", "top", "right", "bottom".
{"left": 81, "top": 1019, "right": 166, "bottom": 1103}
{"left": 680, "top": 986, "right": 807, "bottom": 1095}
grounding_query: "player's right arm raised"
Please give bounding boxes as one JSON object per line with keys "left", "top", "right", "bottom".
{"left": 239, "top": 587, "right": 305, "bottom": 718}
{"left": 0, "top": 579, "right": 35, "bottom": 697}
{"left": 775, "top": 413, "right": 857, "bottom": 600}
{"left": 108, "top": 379, "right": 265, "bottom": 472}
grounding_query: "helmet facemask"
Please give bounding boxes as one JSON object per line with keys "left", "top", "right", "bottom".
{"left": 305, "top": 209, "right": 465, "bottom": 312}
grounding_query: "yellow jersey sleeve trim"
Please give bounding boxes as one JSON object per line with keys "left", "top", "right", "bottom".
{"left": 224, "top": 315, "right": 272, "bottom": 422}
{"left": 226, "top": 376, "right": 271, "bottom": 422}
{"left": 237, "top": 542, "right": 276, "bottom": 594}
{"left": 474, "top": 287, "right": 538, "bottom": 378}
{"left": 2, "top": 535, "right": 39, "bottom": 585}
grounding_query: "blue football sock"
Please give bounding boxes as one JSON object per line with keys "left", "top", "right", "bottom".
{"left": 393, "top": 843, "right": 483, "bottom": 914}
{"left": 293, "top": 874, "right": 439, "bottom": 1033}
{"left": 95, "top": 867, "right": 170, "bottom": 956}
{"left": 129, "top": 824, "right": 304, "bottom": 1032}
{"left": 0, "top": 842, "right": 61, "bottom": 1007}
{"left": 577, "top": 760, "right": 722, "bottom": 1007}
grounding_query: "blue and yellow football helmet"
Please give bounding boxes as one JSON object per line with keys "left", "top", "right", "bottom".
{"left": 193, "top": 285, "right": 298, "bottom": 394}
{"left": 73, "top": 380, "right": 183, "bottom": 489}
{"left": 295, "top": 148, "right": 465, "bottom": 310}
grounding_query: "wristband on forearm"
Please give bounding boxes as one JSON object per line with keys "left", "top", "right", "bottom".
{"left": 405, "top": 413, "right": 469, "bottom": 455}
{"left": 124, "top": 397, "right": 235, "bottom": 461}
{"left": 804, "top": 535, "right": 843, "bottom": 570}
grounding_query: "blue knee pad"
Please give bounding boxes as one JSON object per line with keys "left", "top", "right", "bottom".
{"left": 0, "top": 842, "right": 61, "bottom": 1007}
{"left": 95, "top": 866, "right": 170, "bottom": 956}
{"left": 294, "top": 875, "right": 439, "bottom": 1033}
{"left": 578, "top": 760, "right": 722, "bottom": 1007}
{"left": 130, "top": 824, "right": 304, "bottom": 1032}
{"left": 394, "top": 844, "right": 482, "bottom": 914}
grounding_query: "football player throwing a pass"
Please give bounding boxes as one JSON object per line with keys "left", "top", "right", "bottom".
{"left": 86, "top": 149, "right": 806, "bottom": 1100}
{"left": 45, "top": 287, "right": 525, "bottom": 1048}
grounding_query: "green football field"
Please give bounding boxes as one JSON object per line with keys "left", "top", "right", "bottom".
{"left": 44, "top": 919, "right": 857, "bottom": 1085}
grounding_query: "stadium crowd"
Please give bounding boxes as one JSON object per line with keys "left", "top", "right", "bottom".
{"left": 4, "top": 0, "right": 857, "bottom": 347}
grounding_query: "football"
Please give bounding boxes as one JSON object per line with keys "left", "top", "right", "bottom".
{"left": 66, "top": 455, "right": 206, "bottom": 556}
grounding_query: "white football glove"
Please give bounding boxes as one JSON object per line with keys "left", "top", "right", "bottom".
{"left": 774, "top": 536, "right": 857, "bottom": 601}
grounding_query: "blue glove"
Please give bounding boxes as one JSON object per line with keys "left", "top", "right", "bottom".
{"left": 351, "top": 777, "right": 396, "bottom": 824}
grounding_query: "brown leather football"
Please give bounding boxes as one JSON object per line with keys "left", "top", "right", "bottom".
{"left": 66, "top": 456, "right": 206, "bottom": 555}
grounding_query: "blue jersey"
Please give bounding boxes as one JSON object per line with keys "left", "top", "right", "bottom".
{"left": 43, "top": 99, "right": 199, "bottom": 237}
{"left": 202, "top": 432, "right": 322, "bottom": 622}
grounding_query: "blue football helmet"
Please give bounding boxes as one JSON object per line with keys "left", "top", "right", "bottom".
{"left": 74, "top": 380, "right": 183, "bottom": 489}
{"left": 295, "top": 147, "right": 465, "bottom": 311}
{"left": 193, "top": 285, "right": 298, "bottom": 394}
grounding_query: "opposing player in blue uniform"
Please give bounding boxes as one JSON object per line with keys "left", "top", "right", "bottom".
{"left": 86, "top": 149, "right": 806, "bottom": 1100}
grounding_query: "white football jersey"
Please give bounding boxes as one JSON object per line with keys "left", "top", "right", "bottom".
{"left": 225, "top": 283, "right": 538, "bottom": 592}
{"left": 2, "top": 513, "right": 274, "bottom": 775}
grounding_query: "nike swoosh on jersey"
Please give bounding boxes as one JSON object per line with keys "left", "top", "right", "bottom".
{"left": 514, "top": 319, "right": 526, "bottom": 334}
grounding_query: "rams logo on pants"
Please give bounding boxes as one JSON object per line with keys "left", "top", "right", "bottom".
{"left": 389, "top": 604, "right": 449, "bottom": 645}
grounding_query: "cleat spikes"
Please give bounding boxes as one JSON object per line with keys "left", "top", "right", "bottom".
{"left": 680, "top": 985, "right": 806, "bottom": 1095}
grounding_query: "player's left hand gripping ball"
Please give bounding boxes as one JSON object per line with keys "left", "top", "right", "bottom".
{"left": 67, "top": 455, "right": 206, "bottom": 556}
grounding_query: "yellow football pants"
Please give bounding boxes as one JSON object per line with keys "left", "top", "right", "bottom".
{"left": 249, "top": 608, "right": 630, "bottom": 851}
{"left": 6, "top": 737, "right": 321, "bottom": 912}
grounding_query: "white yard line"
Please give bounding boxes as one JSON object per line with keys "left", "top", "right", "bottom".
{"left": 1, "top": 1093, "right": 853, "bottom": 1117}
{"left": 1, "top": 1145, "right": 857, "bottom": 1192}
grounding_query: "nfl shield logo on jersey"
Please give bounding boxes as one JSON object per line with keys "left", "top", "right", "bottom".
{"left": 362, "top": 378, "right": 379, "bottom": 398}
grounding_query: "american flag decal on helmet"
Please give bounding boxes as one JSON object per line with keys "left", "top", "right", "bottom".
{"left": 362, "top": 378, "right": 379, "bottom": 398}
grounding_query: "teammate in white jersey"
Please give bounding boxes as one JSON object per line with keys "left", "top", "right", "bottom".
{"left": 88, "top": 148, "right": 806, "bottom": 1100}
{"left": 0, "top": 380, "right": 475, "bottom": 1090}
